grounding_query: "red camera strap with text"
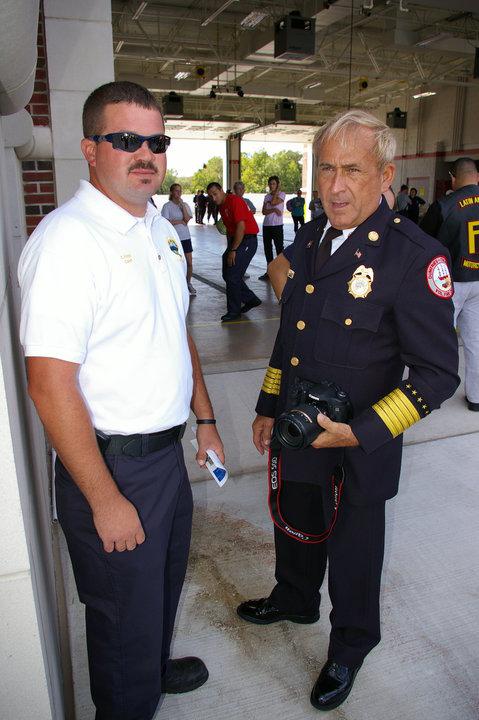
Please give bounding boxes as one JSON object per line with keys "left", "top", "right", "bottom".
{"left": 267, "top": 441, "right": 344, "bottom": 544}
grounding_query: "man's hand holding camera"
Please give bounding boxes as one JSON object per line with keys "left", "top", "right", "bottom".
{"left": 253, "top": 413, "right": 358, "bottom": 453}
{"left": 254, "top": 380, "right": 359, "bottom": 453}
{"left": 311, "top": 413, "right": 359, "bottom": 449}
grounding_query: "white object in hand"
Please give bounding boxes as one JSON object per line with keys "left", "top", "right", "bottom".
{"left": 191, "top": 431, "right": 228, "bottom": 487}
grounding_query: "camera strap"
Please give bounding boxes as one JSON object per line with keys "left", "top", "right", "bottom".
{"left": 267, "top": 441, "right": 344, "bottom": 544}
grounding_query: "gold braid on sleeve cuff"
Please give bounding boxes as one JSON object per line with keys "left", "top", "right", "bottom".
{"left": 261, "top": 366, "right": 282, "bottom": 396}
{"left": 372, "top": 383, "right": 430, "bottom": 438}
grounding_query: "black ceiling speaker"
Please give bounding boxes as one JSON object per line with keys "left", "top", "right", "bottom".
{"left": 274, "top": 11, "right": 315, "bottom": 61}
{"left": 386, "top": 107, "right": 407, "bottom": 129}
{"left": 163, "top": 91, "right": 183, "bottom": 118}
{"left": 275, "top": 99, "right": 296, "bottom": 123}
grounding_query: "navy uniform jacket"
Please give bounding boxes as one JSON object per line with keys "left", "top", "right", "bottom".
{"left": 257, "top": 199, "right": 459, "bottom": 505}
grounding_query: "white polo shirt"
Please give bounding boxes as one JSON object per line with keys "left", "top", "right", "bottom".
{"left": 18, "top": 180, "right": 193, "bottom": 435}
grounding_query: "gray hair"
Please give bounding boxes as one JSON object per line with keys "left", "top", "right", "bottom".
{"left": 313, "top": 109, "right": 396, "bottom": 168}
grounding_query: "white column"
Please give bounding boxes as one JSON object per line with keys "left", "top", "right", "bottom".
{"left": 0, "top": 115, "right": 57, "bottom": 719}
{"left": 226, "top": 134, "right": 241, "bottom": 188}
{"left": 43, "top": 0, "right": 114, "bottom": 204}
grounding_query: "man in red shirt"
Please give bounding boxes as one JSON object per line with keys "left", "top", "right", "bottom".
{"left": 207, "top": 181, "right": 262, "bottom": 322}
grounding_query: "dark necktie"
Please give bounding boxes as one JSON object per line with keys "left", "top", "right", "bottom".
{"left": 315, "top": 226, "right": 342, "bottom": 274}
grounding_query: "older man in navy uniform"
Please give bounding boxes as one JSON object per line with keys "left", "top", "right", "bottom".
{"left": 237, "top": 110, "right": 459, "bottom": 711}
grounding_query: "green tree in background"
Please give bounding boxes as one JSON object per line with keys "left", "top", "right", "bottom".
{"left": 159, "top": 168, "right": 179, "bottom": 193}
{"left": 241, "top": 149, "right": 302, "bottom": 192}
{"left": 163, "top": 148, "right": 301, "bottom": 195}
{"left": 190, "top": 156, "right": 223, "bottom": 191}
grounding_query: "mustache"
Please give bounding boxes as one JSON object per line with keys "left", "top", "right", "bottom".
{"left": 128, "top": 161, "right": 157, "bottom": 173}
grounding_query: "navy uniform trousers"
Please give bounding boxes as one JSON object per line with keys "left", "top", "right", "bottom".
{"left": 55, "top": 440, "right": 193, "bottom": 720}
{"left": 269, "top": 479, "right": 386, "bottom": 670}
{"left": 222, "top": 233, "right": 260, "bottom": 315}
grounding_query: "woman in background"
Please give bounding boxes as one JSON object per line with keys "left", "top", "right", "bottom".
{"left": 407, "top": 187, "right": 426, "bottom": 224}
{"left": 161, "top": 183, "right": 196, "bottom": 296}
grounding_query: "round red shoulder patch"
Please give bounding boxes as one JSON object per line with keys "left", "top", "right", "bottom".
{"left": 426, "top": 256, "right": 454, "bottom": 299}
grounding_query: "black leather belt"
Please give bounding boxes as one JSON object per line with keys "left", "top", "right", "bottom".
{"left": 96, "top": 423, "right": 186, "bottom": 457}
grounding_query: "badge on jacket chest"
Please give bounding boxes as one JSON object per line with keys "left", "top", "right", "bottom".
{"left": 348, "top": 265, "right": 374, "bottom": 298}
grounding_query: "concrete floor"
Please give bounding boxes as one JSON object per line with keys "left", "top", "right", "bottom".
{"left": 60, "top": 219, "right": 479, "bottom": 720}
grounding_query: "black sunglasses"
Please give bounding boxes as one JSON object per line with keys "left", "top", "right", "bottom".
{"left": 88, "top": 131, "right": 171, "bottom": 154}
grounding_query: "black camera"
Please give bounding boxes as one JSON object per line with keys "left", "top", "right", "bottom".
{"left": 273, "top": 379, "right": 353, "bottom": 450}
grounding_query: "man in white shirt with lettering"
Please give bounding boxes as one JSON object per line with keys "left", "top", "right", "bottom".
{"left": 18, "top": 81, "right": 224, "bottom": 720}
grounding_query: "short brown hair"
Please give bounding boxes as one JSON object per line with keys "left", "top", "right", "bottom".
{"left": 82, "top": 81, "right": 163, "bottom": 137}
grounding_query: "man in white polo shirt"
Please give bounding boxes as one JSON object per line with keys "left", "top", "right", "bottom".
{"left": 18, "top": 81, "right": 224, "bottom": 720}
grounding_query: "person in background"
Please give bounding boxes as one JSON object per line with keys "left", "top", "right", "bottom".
{"left": 207, "top": 193, "right": 218, "bottom": 224}
{"left": 193, "top": 189, "right": 200, "bottom": 223}
{"left": 207, "top": 181, "right": 261, "bottom": 322}
{"left": 288, "top": 189, "right": 306, "bottom": 233}
{"left": 309, "top": 190, "right": 324, "bottom": 220}
{"left": 407, "top": 187, "right": 426, "bottom": 224}
{"left": 196, "top": 189, "right": 207, "bottom": 224}
{"left": 396, "top": 183, "right": 411, "bottom": 216}
{"left": 18, "top": 80, "right": 224, "bottom": 720}
{"left": 260, "top": 175, "right": 285, "bottom": 280}
{"left": 233, "top": 180, "right": 256, "bottom": 214}
{"left": 233, "top": 181, "right": 255, "bottom": 279}
{"left": 161, "top": 183, "right": 196, "bottom": 296}
{"left": 421, "top": 157, "right": 479, "bottom": 411}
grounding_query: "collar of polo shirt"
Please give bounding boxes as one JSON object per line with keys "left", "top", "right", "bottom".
{"left": 76, "top": 180, "right": 159, "bottom": 234}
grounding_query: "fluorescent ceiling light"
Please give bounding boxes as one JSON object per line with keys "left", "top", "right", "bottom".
{"left": 174, "top": 71, "right": 190, "bottom": 80}
{"left": 132, "top": 2, "right": 148, "bottom": 21}
{"left": 307, "top": 81, "right": 322, "bottom": 89}
{"left": 114, "top": 40, "right": 124, "bottom": 53}
{"left": 415, "top": 32, "right": 450, "bottom": 48}
{"left": 241, "top": 10, "right": 268, "bottom": 28}
{"left": 201, "top": 0, "right": 239, "bottom": 27}
{"left": 412, "top": 90, "right": 436, "bottom": 99}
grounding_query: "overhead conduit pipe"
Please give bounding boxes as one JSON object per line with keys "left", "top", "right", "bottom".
{"left": 0, "top": 1, "right": 53, "bottom": 159}
{"left": 0, "top": 0, "right": 40, "bottom": 116}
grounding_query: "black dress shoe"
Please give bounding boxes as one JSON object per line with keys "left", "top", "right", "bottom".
{"left": 161, "top": 657, "right": 209, "bottom": 694}
{"left": 237, "top": 597, "right": 319, "bottom": 625}
{"left": 241, "top": 298, "right": 262, "bottom": 313}
{"left": 466, "top": 397, "right": 479, "bottom": 411}
{"left": 310, "top": 660, "right": 360, "bottom": 711}
{"left": 221, "top": 312, "right": 241, "bottom": 322}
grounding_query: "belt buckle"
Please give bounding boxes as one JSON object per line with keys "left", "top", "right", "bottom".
{"left": 122, "top": 435, "right": 142, "bottom": 457}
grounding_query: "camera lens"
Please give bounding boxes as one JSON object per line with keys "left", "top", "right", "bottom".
{"left": 274, "top": 406, "right": 322, "bottom": 450}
